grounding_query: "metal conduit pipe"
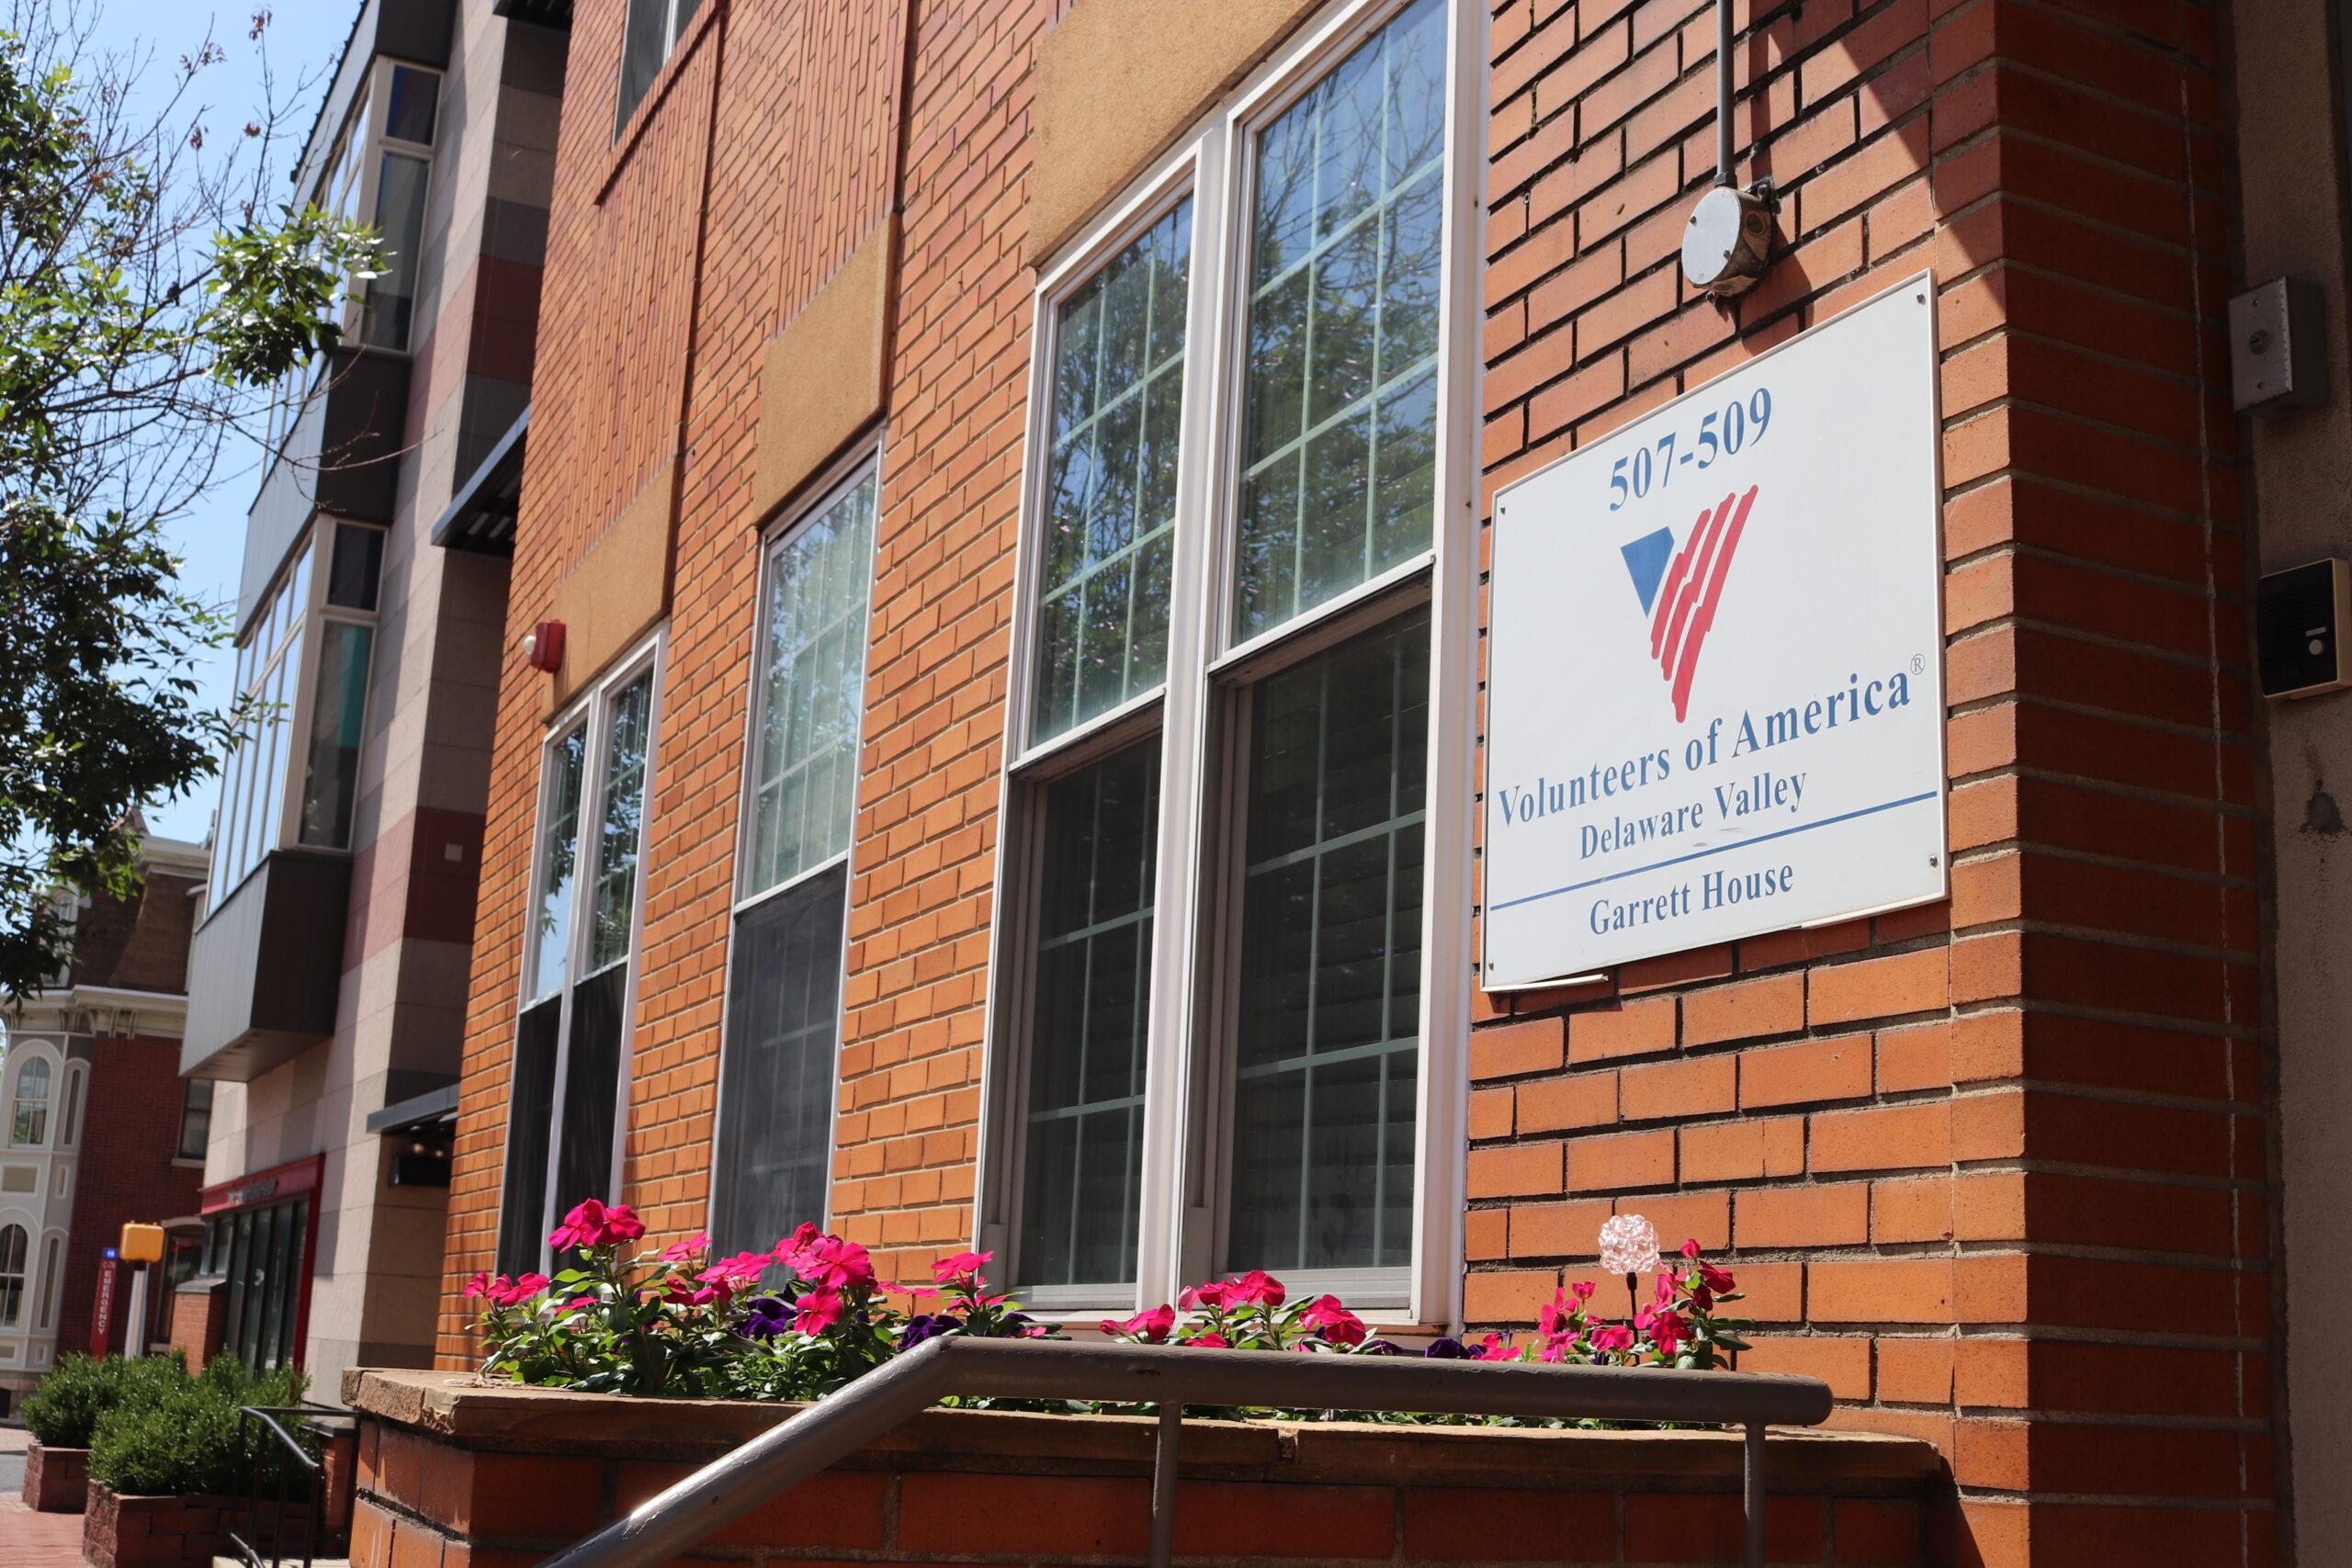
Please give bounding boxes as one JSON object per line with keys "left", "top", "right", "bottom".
{"left": 1685, "top": 0, "right": 1774, "bottom": 295}
{"left": 528, "top": 1337, "right": 1833, "bottom": 1568}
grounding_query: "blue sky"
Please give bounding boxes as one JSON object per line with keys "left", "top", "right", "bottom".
{"left": 97, "top": 1, "right": 364, "bottom": 844}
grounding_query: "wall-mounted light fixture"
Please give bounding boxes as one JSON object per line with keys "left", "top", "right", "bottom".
{"left": 1681, "top": 0, "right": 1776, "bottom": 298}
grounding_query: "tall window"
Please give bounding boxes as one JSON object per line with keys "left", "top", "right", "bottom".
{"left": 713, "top": 468, "right": 877, "bottom": 1258}
{"left": 200, "top": 1201, "right": 308, "bottom": 1370}
{"left": 996, "top": 0, "right": 1466, "bottom": 1316}
{"left": 498, "top": 651, "right": 662, "bottom": 1275}
{"left": 10, "top": 1057, "right": 50, "bottom": 1146}
{"left": 616, "top": 0, "right": 703, "bottom": 134}
{"left": 35, "top": 1235, "right": 59, "bottom": 1328}
{"left": 57, "top": 1066, "right": 83, "bottom": 1149}
{"left": 209, "top": 521, "right": 384, "bottom": 900}
{"left": 0, "top": 1224, "right": 24, "bottom": 1327}
{"left": 177, "top": 1079, "right": 215, "bottom": 1161}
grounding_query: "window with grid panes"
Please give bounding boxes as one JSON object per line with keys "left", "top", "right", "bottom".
{"left": 712, "top": 466, "right": 878, "bottom": 1258}
{"left": 996, "top": 0, "right": 1464, "bottom": 1315}
{"left": 496, "top": 654, "right": 661, "bottom": 1275}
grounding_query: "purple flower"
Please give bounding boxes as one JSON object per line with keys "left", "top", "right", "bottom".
{"left": 738, "top": 1295, "right": 794, "bottom": 1340}
{"left": 1422, "top": 1337, "right": 1472, "bottom": 1359}
{"left": 1356, "top": 1339, "right": 1407, "bottom": 1356}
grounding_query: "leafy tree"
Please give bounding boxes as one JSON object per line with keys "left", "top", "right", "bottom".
{"left": 0, "top": 3, "right": 373, "bottom": 996}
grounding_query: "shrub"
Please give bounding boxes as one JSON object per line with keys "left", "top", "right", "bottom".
{"left": 86, "top": 1357, "right": 309, "bottom": 1498}
{"left": 21, "top": 1353, "right": 187, "bottom": 1449}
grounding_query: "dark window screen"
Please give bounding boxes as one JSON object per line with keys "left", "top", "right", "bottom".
{"left": 1227, "top": 607, "right": 1426, "bottom": 1274}
{"left": 555, "top": 964, "right": 628, "bottom": 1215}
{"left": 1017, "top": 739, "right": 1159, "bottom": 1288}
{"left": 714, "top": 864, "right": 847, "bottom": 1258}
{"left": 496, "top": 998, "right": 561, "bottom": 1274}
{"left": 218, "top": 1196, "right": 308, "bottom": 1370}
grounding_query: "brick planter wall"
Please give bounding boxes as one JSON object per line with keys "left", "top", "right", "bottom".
{"left": 346, "top": 1368, "right": 1944, "bottom": 1566}
{"left": 83, "top": 1484, "right": 233, "bottom": 1568}
{"left": 21, "top": 1443, "right": 89, "bottom": 1512}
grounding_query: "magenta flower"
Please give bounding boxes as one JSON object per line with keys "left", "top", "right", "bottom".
{"left": 1177, "top": 1280, "right": 1233, "bottom": 1311}
{"left": 1637, "top": 1306, "right": 1690, "bottom": 1355}
{"left": 464, "top": 1271, "right": 493, "bottom": 1299}
{"left": 496, "top": 1273, "right": 550, "bottom": 1307}
{"left": 1589, "top": 1322, "right": 1634, "bottom": 1352}
{"left": 931, "top": 1249, "right": 994, "bottom": 1283}
{"left": 784, "top": 1231, "right": 876, "bottom": 1291}
{"left": 548, "top": 1198, "right": 645, "bottom": 1252}
{"left": 703, "top": 1250, "right": 779, "bottom": 1288}
{"left": 1698, "top": 1260, "right": 1736, "bottom": 1295}
{"left": 1101, "top": 1303, "right": 1176, "bottom": 1343}
{"left": 793, "top": 1287, "right": 846, "bottom": 1335}
{"left": 1475, "top": 1332, "right": 1519, "bottom": 1361}
{"left": 1227, "top": 1269, "right": 1286, "bottom": 1307}
{"left": 1568, "top": 1280, "right": 1598, "bottom": 1303}
{"left": 1182, "top": 1331, "right": 1232, "bottom": 1348}
{"left": 1299, "top": 1294, "right": 1366, "bottom": 1346}
{"left": 658, "top": 1231, "right": 711, "bottom": 1262}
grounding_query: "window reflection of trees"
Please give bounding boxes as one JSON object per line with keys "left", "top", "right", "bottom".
{"left": 590, "top": 676, "right": 653, "bottom": 973}
{"left": 531, "top": 728, "right": 586, "bottom": 998}
{"left": 1036, "top": 202, "right": 1192, "bottom": 742}
{"left": 1238, "top": 0, "right": 1447, "bottom": 640}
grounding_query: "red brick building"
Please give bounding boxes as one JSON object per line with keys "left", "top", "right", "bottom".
{"left": 0, "top": 832, "right": 209, "bottom": 1408}
{"left": 435, "top": 0, "right": 2352, "bottom": 1559}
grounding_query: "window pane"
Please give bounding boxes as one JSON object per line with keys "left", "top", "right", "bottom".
{"left": 1034, "top": 203, "right": 1191, "bottom": 743}
{"left": 176, "top": 1079, "right": 212, "bottom": 1161}
{"left": 1018, "top": 738, "right": 1159, "bottom": 1288}
{"left": 300, "top": 621, "right": 373, "bottom": 848}
{"left": 713, "top": 864, "right": 848, "bottom": 1259}
{"left": 532, "top": 727, "right": 588, "bottom": 1001}
{"left": 555, "top": 964, "right": 628, "bottom": 1213}
{"left": 36, "top": 1235, "right": 59, "bottom": 1328}
{"left": 496, "top": 997, "right": 561, "bottom": 1275}
{"left": 60, "top": 1068, "right": 83, "bottom": 1147}
{"left": 0, "top": 1224, "right": 23, "bottom": 1327}
{"left": 748, "top": 473, "right": 876, "bottom": 896}
{"left": 1227, "top": 608, "right": 1426, "bottom": 1273}
{"left": 1234, "top": 0, "right": 1447, "bottom": 641}
{"left": 589, "top": 673, "right": 654, "bottom": 972}
{"left": 616, "top": 0, "right": 673, "bottom": 131}
{"left": 384, "top": 63, "right": 439, "bottom": 145}
{"left": 11, "top": 1059, "right": 49, "bottom": 1146}
{"left": 364, "top": 152, "right": 431, "bottom": 350}
{"left": 251, "top": 630, "right": 301, "bottom": 870}
{"left": 328, "top": 524, "right": 385, "bottom": 610}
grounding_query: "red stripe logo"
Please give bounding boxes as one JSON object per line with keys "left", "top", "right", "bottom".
{"left": 1644, "top": 486, "right": 1758, "bottom": 721}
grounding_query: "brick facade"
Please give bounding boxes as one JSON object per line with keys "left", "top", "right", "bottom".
{"left": 447, "top": 1, "right": 2281, "bottom": 1562}
{"left": 54, "top": 1032, "right": 205, "bottom": 1355}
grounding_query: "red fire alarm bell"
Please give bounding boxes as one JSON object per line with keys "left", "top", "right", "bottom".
{"left": 524, "top": 619, "right": 565, "bottom": 672}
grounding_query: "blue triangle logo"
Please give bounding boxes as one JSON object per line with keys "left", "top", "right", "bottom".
{"left": 1621, "top": 527, "right": 1674, "bottom": 615}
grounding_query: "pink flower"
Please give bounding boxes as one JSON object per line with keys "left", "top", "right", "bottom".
{"left": 1182, "top": 1331, "right": 1231, "bottom": 1348}
{"left": 1178, "top": 1280, "right": 1234, "bottom": 1311}
{"left": 778, "top": 1222, "right": 821, "bottom": 1254}
{"left": 704, "top": 1250, "right": 779, "bottom": 1287}
{"left": 1101, "top": 1303, "right": 1177, "bottom": 1343}
{"left": 1589, "top": 1323, "right": 1634, "bottom": 1353}
{"left": 658, "top": 1232, "right": 711, "bottom": 1262}
{"left": 1698, "top": 1261, "right": 1736, "bottom": 1295}
{"left": 784, "top": 1231, "right": 876, "bottom": 1291}
{"left": 1598, "top": 1213, "right": 1660, "bottom": 1278}
{"left": 567, "top": 1295, "right": 599, "bottom": 1310}
{"left": 793, "top": 1287, "right": 846, "bottom": 1335}
{"left": 548, "top": 1199, "right": 645, "bottom": 1253}
{"left": 1680, "top": 1237, "right": 1703, "bottom": 1260}
{"left": 1227, "top": 1269, "right": 1286, "bottom": 1307}
{"left": 1568, "top": 1280, "right": 1598, "bottom": 1303}
{"left": 1299, "top": 1294, "right": 1366, "bottom": 1346}
{"left": 1537, "top": 1287, "right": 1586, "bottom": 1340}
{"left": 485, "top": 1273, "right": 550, "bottom": 1308}
{"left": 1475, "top": 1332, "right": 1518, "bottom": 1362}
{"left": 465, "top": 1271, "right": 492, "bottom": 1299}
{"left": 931, "top": 1250, "right": 994, "bottom": 1283}
{"left": 1637, "top": 1306, "right": 1689, "bottom": 1355}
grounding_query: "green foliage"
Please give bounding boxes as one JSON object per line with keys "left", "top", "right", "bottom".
{"left": 20, "top": 1351, "right": 186, "bottom": 1448}
{"left": 0, "top": 13, "right": 376, "bottom": 996}
{"left": 85, "top": 1355, "right": 308, "bottom": 1498}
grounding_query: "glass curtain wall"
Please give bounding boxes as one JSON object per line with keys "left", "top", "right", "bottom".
{"left": 202, "top": 1198, "right": 310, "bottom": 1371}
{"left": 714, "top": 471, "right": 878, "bottom": 1258}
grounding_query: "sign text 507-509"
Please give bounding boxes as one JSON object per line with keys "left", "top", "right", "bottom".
{"left": 1609, "top": 388, "right": 1776, "bottom": 510}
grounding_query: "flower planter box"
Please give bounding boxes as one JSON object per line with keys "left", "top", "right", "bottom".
{"left": 83, "top": 1483, "right": 234, "bottom": 1568}
{"left": 21, "top": 1442, "right": 90, "bottom": 1512}
{"left": 345, "top": 1367, "right": 1951, "bottom": 1567}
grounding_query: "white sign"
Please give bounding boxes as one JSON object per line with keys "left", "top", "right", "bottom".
{"left": 1482, "top": 275, "right": 1947, "bottom": 987}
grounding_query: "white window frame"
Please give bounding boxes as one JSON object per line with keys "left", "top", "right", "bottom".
{"left": 706, "top": 445, "right": 884, "bottom": 1242}
{"left": 979, "top": 0, "right": 1485, "bottom": 1328}
{"left": 208, "top": 521, "right": 387, "bottom": 903}
{"left": 501, "top": 632, "right": 667, "bottom": 1270}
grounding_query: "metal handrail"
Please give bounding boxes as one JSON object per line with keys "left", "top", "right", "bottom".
{"left": 229, "top": 1402, "right": 354, "bottom": 1568}
{"left": 532, "top": 1337, "right": 1832, "bottom": 1568}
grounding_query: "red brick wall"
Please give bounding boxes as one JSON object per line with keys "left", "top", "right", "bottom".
{"left": 58, "top": 1035, "right": 205, "bottom": 1352}
{"left": 446, "top": 0, "right": 2275, "bottom": 1560}
{"left": 1470, "top": 1, "right": 2266, "bottom": 1563}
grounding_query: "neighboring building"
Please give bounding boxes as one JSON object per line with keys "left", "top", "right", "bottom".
{"left": 178, "top": 0, "right": 563, "bottom": 1397}
{"left": 426, "top": 0, "right": 2352, "bottom": 1560}
{"left": 0, "top": 831, "right": 209, "bottom": 1410}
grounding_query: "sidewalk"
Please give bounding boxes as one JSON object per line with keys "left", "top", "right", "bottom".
{"left": 0, "top": 1494, "right": 82, "bottom": 1568}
